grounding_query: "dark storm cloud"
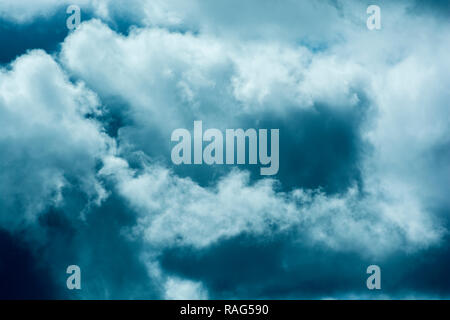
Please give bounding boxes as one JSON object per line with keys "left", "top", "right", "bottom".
{"left": 234, "top": 97, "right": 370, "bottom": 194}
{"left": 78, "top": 193, "right": 159, "bottom": 299}
{"left": 160, "top": 95, "right": 369, "bottom": 193}
{"left": 159, "top": 224, "right": 450, "bottom": 299}
{"left": 159, "top": 232, "right": 380, "bottom": 299}
{"left": 37, "top": 191, "right": 160, "bottom": 299}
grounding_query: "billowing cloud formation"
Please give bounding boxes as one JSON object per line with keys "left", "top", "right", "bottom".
{"left": 100, "top": 156, "right": 441, "bottom": 256}
{"left": 0, "top": 50, "right": 112, "bottom": 232}
{"left": 0, "top": 0, "right": 449, "bottom": 299}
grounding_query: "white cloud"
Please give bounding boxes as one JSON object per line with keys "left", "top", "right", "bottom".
{"left": 60, "top": 19, "right": 230, "bottom": 133}
{"left": 99, "top": 156, "right": 443, "bottom": 257}
{"left": 0, "top": 50, "right": 113, "bottom": 231}
{"left": 58, "top": 18, "right": 369, "bottom": 171}
{"left": 59, "top": 19, "right": 365, "bottom": 116}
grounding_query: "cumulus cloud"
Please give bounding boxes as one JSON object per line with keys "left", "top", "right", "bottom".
{"left": 59, "top": 18, "right": 366, "bottom": 115}
{"left": 0, "top": 50, "right": 113, "bottom": 231}
{"left": 99, "top": 156, "right": 443, "bottom": 257}
{"left": 58, "top": 17, "right": 371, "bottom": 183}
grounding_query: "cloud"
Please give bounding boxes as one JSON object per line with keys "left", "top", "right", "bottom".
{"left": 59, "top": 14, "right": 448, "bottom": 251}
{"left": 54, "top": 5, "right": 450, "bottom": 297}
{"left": 58, "top": 19, "right": 369, "bottom": 186}
{"left": 99, "top": 155, "right": 443, "bottom": 257}
{"left": 0, "top": 50, "right": 113, "bottom": 232}
{"left": 59, "top": 18, "right": 365, "bottom": 116}
{"left": 1, "top": 0, "right": 450, "bottom": 299}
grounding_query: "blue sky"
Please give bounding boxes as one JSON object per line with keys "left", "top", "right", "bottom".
{"left": 0, "top": 0, "right": 449, "bottom": 299}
